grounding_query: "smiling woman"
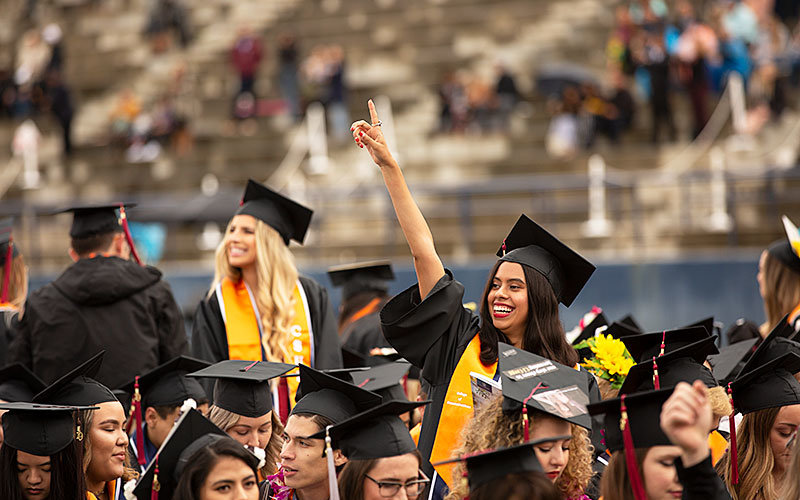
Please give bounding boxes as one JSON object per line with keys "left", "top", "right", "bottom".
{"left": 352, "top": 99, "right": 599, "bottom": 495}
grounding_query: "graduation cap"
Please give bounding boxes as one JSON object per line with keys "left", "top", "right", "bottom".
{"left": 56, "top": 203, "right": 142, "bottom": 265}
{"left": 618, "top": 314, "right": 644, "bottom": 333}
{"left": 737, "top": 316, "right": 800, "bottom": 377}
{"left": 341, "top": 346, "right": 401, "bottom": 369}
{"left": 0, "top": 402, "right": 97, "bottom": 456}
{"left": 350, "top": 362, "right": 411, "bottom": 402}
{"left": 188, "top": 360, "right": 295, "bottom": 418}
{"left": 572, "top": 311, "right": 609, "bottom": 362}
{"left": 767, "top": 215, "right": 800, "bottom": 274}
{"left": 619, "top": 335, "right": 719, "bottom": 395}
{"left": 0, "top": 363, "right": 46, "bottom": 402}
{"left": 606, "top": 320, "right": 642, "bottom": 339}
{"left": 620, "top": 326, "right": 710, "bottom": 364}
{"left": 728, "top": 352, "right": 800, "bottom": 415}
{"left": 707, "top": 338, "right": 759, "bottom": 384}
{"left": 328, "top": 260, "right": 395, "bottom": 301}
{"left": 235, "top": 179, "right": 313, "bottom": 245}
{"left": 683, "top": 317, "right": 715, "bottom": 336}
{"left": 432, "top": 438, "right": 562, "bottom": 492}
{"left": 496, "top": 215, "right": 595, "bottom": 307}
{"left": 120, "top": 356, "right": 210, "bottom": 409}
{"left": 309, "top": 400, "right": 428, "bottom": 459}
{"left": 587, "top": 388, "right": 673, "bottom": 500}
{"left": 498, "top": 342, "right": 592, "bottom": 430}
{"left": 290, "top": 364, "right": 382, "bottom": 424}
{"left": 133, "top": 409, "right": 230, "bottom": 500}
{"left": 32, "top": 351, "right": 117, "bottom": 406}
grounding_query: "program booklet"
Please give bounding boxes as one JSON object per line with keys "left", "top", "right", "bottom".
{"left": 470, "top": 371, "right": 502, "bottom": 413}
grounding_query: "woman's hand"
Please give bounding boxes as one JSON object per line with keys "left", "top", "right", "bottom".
{"left": 660, "top": 380, "right": 713, "bottom": 467}
{"left": 351, "top": 99, "right": 396, "bottom": 168}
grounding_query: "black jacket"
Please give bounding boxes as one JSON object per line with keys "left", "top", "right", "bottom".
{"left": 9, "top": 256, "right": 188, "bottom": 388}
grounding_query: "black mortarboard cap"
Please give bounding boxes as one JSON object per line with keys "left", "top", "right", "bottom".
{"left": 0, "top": 402, "right": 96, "bottom": 456}
{"left": 328, "top": 260, "right": 395, "bottom": 301}
{"left": 587, "top": 388, "right": 673, "bottom": 452}
{"left": 606, "top": 321, "right": 642, "bottom": 339}
{"left": 729, "top": 352, "right": 800, "bottom": 414}
{"left": 341, "top": 346, "right": 401, "bottom": 369}
{"left": 56, "top": 203, "right": 134, "bottom": 239}
{"left": 0, "top": 218, "right": 19, "bottom": 263}
{"left": 351, "top": 362, "right": 411, "bottom": 402}
{"left": 618, "top": 315, "right": 643, "bottom": 333}
{"left": 619, "top": 335, "right": 719, "bottom": 395}
{"left": 309, "top": 400, "right": 428, "bottom": 459}
{"left": 188, "top": 360, "right": 295, "bottom": 417}
{"left": 737, "top": 316, "right": 800, "bottom": 376}
{"left": 133, "top": 409, "right": 228, "bottom": 500}
{"left": 683, "top": 317, "right": 715, "bottom": 336}
{"left": 0, "top": 364, "right": 46, "bottom": 402}
{"left": 498, "top": 342, "right": 592, "bottom": 429}
{"left": 620, "top": 326, "right": 710, "bottom": 364}
{"left": 235, "top": 179, "right": 313, "bottom": 245}
{"left": 496, "top": 215, "right": 595, "bottom": 307}
{"left": 707, "top": 338, "right": 759, "bottom": 384}
{"left": 432, "top": 438, "right": 561, "bottom": 492}
{"left": 122, "top": 356, "right": 209, "bottom": 409}
{"left": 33, "top": 351, "right": 117, "bottom": 406}
{"left": 290, "top": 364, "right": 382, "bottom": 423}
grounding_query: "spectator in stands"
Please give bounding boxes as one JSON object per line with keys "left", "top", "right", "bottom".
{"left": 494, "top": 63, "right": 520, "bottom": 132}
{"left": 144, "top": 0, "right": 191, "bottom": 52}
{"left": 231, "top": 26, "right": 263, "bottom": 102}
{"left": 15, "top": 30, "right": 50, "bottom": 93}
{"left": 278, "top": 33, "right": 301, "bottom": 122}
{"left": 324, "top": 45, "right": 348, "bottom": 142}
{"left": 437, "top": 71, "right": 467, "bottom": 133}
{"left": 110, "top": 88, "right": 142, "bottom": 144}
{"left": 41, "top": 69, "right": 74, "bottom": 156}
{"left": 636, "top": 28, "right": 676, "bottom": 143}
{"left": 545, "top": 86, "right": 582, "bottom": 159}
{"left": 582, "top": 82, "right": 620, "bottom": 146}
{"left": 465, "top": 76, "right": 493, "bottom": 134}
{"left": 608, "top": 70, "right": 636, "bottom": 135}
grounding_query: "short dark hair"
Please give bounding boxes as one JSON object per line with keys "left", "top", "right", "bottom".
{"left": 172, "top": 438, "right": 259, "bottom": 500}
{"left": 338, "top": 451, "right": 422, "bottom": 500}
{"left": 70, "top": 231, "right": 117, "bottom": 257}
{"left": 471, "top": 471, "right": 560, "bottom": 500}
{"left": 0, "top": 438, "right": 87, "bottom": 500}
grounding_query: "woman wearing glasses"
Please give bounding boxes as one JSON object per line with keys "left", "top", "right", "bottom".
{"left": 338, "top": 450, "right": 429, "bottom": 500}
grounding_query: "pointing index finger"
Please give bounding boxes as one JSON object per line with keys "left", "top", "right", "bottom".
{"left": 368, "top": 99, "right": 380, "bottom": 125}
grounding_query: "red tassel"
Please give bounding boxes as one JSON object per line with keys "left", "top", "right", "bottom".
{"left": 118, "top": 205, "right": 142, "bottom": 266}
{"left": 652, "top": 357, "right": 660, "bottom": 390}
{"left": 521, "top": 382, "right": 546, "bottom": 442}
{"left": 1, "top": 238, "right": 13, "bottom": 304}
{"left": 151, "top": 458, "right": 160, "bottom": 500}
{"left": 727, "top": 384, "right": 739, "bottom": 485}
{"left": 278, "top": 377, "right": 290, "bottom": 426}
{"left": 658, "top": 331, "right": 666, "bottom": 357}
{"left": 133, "top": 376, "right": 146, "bottom": 466}
{"left": 621, "top": 395, "right": 647, "bottom": 500}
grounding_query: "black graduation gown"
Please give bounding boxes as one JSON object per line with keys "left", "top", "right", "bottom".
{"left": 340, "top": 302, "right": 393, "bottom": 358}
{"left": 191, "top": 275, "right": 342, "bottom": 372}
{"left": 381, "top": 271, "right": 602, "bottom": 485}
{"left": 8, "top": 256, "right": 188, "bottom": 389}
{"left": 675, "top": 456, "right": 732, "bottom": 500}
{"left": 0, "top": 310, "right": 19, "bottom": 368}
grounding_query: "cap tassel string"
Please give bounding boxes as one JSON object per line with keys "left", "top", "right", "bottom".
{"left": 658, "top": 331, "right": 666, "bottom": 357}
{"left": 522, "top": 382, "right": 546, "bottom": 441}
{"left": 652, "top": 357, "right": 660, "bottom": 390}
{"left": 1, "top": 238, "right": 13, "bottom": 304}
{"left": 727, "top": 383, "right": 739, "bottom": 485}
{"left": 118, "top": 205, "right": 142, "bottom": 266}
{"left": 621, "top": 395, "right": 647, "bottom": 500}
{"left": 324, "top": 426, "right": 341, "bottom": 500}
{"left": 133, "top": 376, "right": 146, "bottom": 466}
{"left": 151, "top": 457, "right": 160, "bottom": 500}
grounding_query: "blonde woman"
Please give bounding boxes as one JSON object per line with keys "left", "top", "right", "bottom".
{"left": 0, "top": 218, "right": 27, "bottom": 368}
{"left": 191, "top": 180, "right": 341, "bottom": 415}
{"left": 757, "top": 219, "right": 800, "bottom": 335}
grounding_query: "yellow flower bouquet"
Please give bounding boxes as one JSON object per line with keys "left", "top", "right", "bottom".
{"left": 574, "top": 333, "right": 635, "bottom": 389}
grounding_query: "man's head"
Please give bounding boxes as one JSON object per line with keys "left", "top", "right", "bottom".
{"left": 59, "top": 204, "right": 133, "bottom": 262}
{"left": 69, "top": 231, "right": 129, "bottom": 261}
{"left": 279, "top": 413, "right": 347, "bottom": 491}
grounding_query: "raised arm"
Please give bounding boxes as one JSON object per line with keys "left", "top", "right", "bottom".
{"left": 351, "top": 99, "right": 445, "bottom": 299}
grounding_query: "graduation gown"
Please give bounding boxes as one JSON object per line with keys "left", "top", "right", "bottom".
{"left": 675, "top": 456, "right": 732, "bottom": 500}
{"left": 381, "top": 271, "right": 602, "bottom": 489}
{"left": 340, "top": 299, "right": 393, "bottom": 358}
{"left": 191, "top": 275, "right": 342, "bottom": 371}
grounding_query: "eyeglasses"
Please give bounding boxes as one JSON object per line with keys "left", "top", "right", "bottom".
{"left": 365, "top": 470, "right": 430, "bottom": 498}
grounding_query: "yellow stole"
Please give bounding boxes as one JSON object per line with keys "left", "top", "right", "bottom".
{"left": 217, "top": 278, "right": 313, "bottom": 410}
{"left": 430, "top": 334, "right": 496, "bottom": 486}
{"left": 86, "top": 479, "right": 118, "bottom": 500}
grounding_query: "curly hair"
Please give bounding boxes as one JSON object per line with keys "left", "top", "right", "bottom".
{"left": 444, "top": 397, "right": 593, "bottom": 500}
{"left": 210, "top": 218, "right": 299, "bottom": 363}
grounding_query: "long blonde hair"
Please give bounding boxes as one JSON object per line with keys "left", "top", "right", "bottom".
{"left": 761, "top": 251, "right": 800, "bottom": 334}
{"left": 1, "top": 254, "right": 27, "bottom": 316}
{"left": 782, "top": 425, "right": 800, "bottom": 500}
{"left": 715, "top": 406, "right": 781, "bottom": 500}
{"left": 444, "top": 397, "right": 593, "bottom": 500}
{"left": 207, "top": 405, "right": 285, "bottom": 476}
{"left": 210, "top": 218, "right": 298, "bottom": 363}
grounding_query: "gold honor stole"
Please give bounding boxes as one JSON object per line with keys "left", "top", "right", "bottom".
{"left": 430, "top": 334, "right": 496, "bottom": 487}
{"left": 217, "top": 278, "right": 314, "bottom": 412}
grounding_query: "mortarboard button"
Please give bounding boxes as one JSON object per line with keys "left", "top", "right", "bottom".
{"left": 495, "top": 215, "right": 595, "bottom": 307}
{"left": 235, "top": 179, "right": 313, "bottom": 245}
